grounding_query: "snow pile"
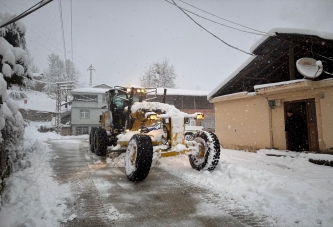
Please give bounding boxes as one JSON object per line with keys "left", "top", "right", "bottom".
{"left": 156, "top": 149, "right": 333, "bottom": 227}
{"left": 0, "top": 121, "right": 73, "bottom": 226}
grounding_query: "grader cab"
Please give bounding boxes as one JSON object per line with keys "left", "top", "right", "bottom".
{"left": 90, "top": 85, "right": 220, "bottom": 181}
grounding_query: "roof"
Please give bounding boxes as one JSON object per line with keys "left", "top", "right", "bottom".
{"left": 156, "top": 88, "right": 209, "bottom": 96}
{"left": 208, "top": 28, "right": 333, "bottom": 99}
{"left": 71, "top": 87, "right": 110, "bottom": 94}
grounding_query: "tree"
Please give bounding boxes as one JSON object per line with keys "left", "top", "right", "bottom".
{"left": 140, "top": 59, "right": 177, "bottom": 88}
{"left": 43, "top": 53, "right": 80, "bottom": 94}
{"left": 0, "top": 12, "right": 31, "bottom": 89}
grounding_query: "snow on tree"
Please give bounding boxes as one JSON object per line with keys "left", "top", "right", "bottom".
{"left": 43, "top": 53, "right": 80, "bottom": 94}
{"left": 0, "top": 13, "right": 27, "bottom": 190}
{"left": 140, "top": 59, "right": 177, "bottom": 88}
{"left": 0, "top": 12, "right": 32, "bottom": 89}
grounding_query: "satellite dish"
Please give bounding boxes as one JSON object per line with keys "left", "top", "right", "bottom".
{"left": 296, "top": 57, "right": 323, "bottom": 79}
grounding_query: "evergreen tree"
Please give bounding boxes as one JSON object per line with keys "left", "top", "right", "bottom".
{"left": 140, "top": 59, "right": 177, "bottom": 88}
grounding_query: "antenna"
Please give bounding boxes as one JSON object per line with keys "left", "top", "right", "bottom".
{"left": 87, "top": 64, "right": 95, "bottom": 87}
{"left": 296, "top": 58, "right": 323, "bottom": 79}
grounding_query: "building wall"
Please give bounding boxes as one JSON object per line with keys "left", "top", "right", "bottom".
{"left": 212, "top": 82, "right": 333, "bottom": 153}
{"left": 71, "top": 93, "right": 107, "bottom": 135}
{"left": 213, "top": 95, "right": 271, "bottom": 151}
{"left": 268, "top": 85, "right": 333, "bottom": 152}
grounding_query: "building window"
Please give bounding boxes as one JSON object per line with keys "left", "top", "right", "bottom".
{"left": 202, "top": 119, "right": 215, "bottom": 129}
{"left": 77, "top": 126, "right": 89, "bottom": 135}
{"left": 102, "top": 94, "right": 107, "bottom": 103}
{"left": 80, "top": 110, "right": 90, "bottom": 119}
{"left": 73, "top": 94, "right": 98, "bottom": 102}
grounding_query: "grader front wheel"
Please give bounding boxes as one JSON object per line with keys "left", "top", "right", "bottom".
{"left": 125, "top": 134, "right": 153, "bottom": 182}
{"left": 189, "top": 131, "right": 220, "bottom": 171}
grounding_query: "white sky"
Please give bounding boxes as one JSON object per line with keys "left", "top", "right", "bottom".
{"left": 1, "top": 0, "right": 333, "bottom": 91}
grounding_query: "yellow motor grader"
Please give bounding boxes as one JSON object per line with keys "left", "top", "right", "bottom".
{"left": 90, "top": 86, "right": 220, "bottom": 181}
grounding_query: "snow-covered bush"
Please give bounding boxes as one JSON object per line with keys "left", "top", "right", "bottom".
{"left": 0, "top": 73, "right": 25, "bottom": 191}
{"left": 8, "top": 90, "right": 27, "bottom": 100}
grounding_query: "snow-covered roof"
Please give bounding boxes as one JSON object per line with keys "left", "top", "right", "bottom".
{"left": 208, "top": 28, "right": 333, "bottom": 100}
{"left": 251, "top": 28, "right": 333, "bottom": 53}
{"left": 71, "top": 87, "right": 110, "bottom": 94}
{"left": 157, "top": 88, "right": 209, "bottom": 96}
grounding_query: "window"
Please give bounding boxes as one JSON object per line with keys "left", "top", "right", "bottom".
{"left": 202, "top": 119, "right": 215, "bottom": 129}
{"left": 77, "top": 126, "right": 89, "bottom": 135}
{"left": 80, "top": 110, "right": 90, "bottom": 119}
{"left": 102, "top": 94, "right": 107, "bottom": 103}
{"left": 73, "top": 94, "right": 98, "bottom": 102}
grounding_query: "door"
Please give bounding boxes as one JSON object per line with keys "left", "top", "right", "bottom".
{"left": 305, "top": 100, "right": 319, "bottom": 151}
{"left": 284, "top": 99, "right": 319, "bottom": 152}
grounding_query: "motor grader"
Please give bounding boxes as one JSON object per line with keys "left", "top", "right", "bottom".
{"left": 90, "top": 85, "right": 220, "bottom": 181}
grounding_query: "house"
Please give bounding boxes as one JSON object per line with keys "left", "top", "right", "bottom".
{"left": 71, "top": 85, "right": 111, "bottom": 135}
{"left": 154, "top": 88, "right": 215, "bottom": 131}
{"left": 208, "top": 28, "right": 333, "bottom": 153}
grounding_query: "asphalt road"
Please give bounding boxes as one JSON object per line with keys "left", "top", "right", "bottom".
{"left": 48, "top": 137, "right": 268, "bottom": 227}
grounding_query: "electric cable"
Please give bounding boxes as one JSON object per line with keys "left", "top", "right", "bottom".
{"left": 170, "top": 0, "right": 254, "bottom": 56}
{"left": 57, "top": 0, "right": 67, "bottom": 73}
{"left": 70, "top": 0, "right": 73, "bottom": 63}
{"left": 165, "top": 0, "right": 269, "bottom": 36}
{"left": 178, "top": 0, "right": 269, "bottom": 35}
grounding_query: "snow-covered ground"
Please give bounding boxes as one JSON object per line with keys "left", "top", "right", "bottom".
{"left": 1, "top": 120, "right": 333, "bottom": 227}
{"left": 9, "top": 90, "right": 56, "bottom": 112}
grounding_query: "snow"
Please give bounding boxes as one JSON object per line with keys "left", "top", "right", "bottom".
{"left": 2, "top": 63, "right": 12, "bottom": 78}
{"left": 250, "top": 28, "right": 333, "bottom": 53}
{"left": 156, "top": 149, "right": 333, "bottom": 227}
{"left": 0, "top": 73, "right": 7, "bottom": 94}
{"left": 10, "top": 90, "right": 56, "bottom": 112}
{"left": 0, "top": 118, "right": 332, "bottom": 226}
{"left": 254, "top": 79, "right": 308, "bottom": 90}
{"left": 6, "top": 97, "right": 19, "bottom": 115}
{"left": 0, "top": 122, "right": 74, "bottom": 226}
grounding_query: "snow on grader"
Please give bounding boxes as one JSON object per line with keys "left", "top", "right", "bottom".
{"left": 89, "top": 86, "right": 220, "bottom": 181}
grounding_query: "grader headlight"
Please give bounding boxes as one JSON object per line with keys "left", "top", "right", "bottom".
{"left": 127, "top": 88, "right": 131, "bottom": 93}
{"left": 148, "top": 114, "right": 157, "bottom": 120}
{"left": 196, "top": 113, "right": 204, "bottom": 120}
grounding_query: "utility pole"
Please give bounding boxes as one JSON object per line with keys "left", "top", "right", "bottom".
{"left": 56, "top": 81, "right": 74, "bottom": 134}
{"left": 87, "top": 64, "right": 95, "bottom": 87}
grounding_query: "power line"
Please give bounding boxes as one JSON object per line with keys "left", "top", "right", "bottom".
{"left": 178, "top": 0, "right": 269, "bottom": 35}
{"left": 57, "top": 0, "right": 67, "bottom": 73}
{"left": 165, "top": 0, "right": 268, "bottom": 36}
{"left": 70, "top": 0, "right": 73, "bottom": 63}
{"left": 169, "top": 0, "right": 254, "bottom": 56}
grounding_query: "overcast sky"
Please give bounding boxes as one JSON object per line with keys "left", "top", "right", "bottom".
{"left": 1, "top": 0, "right": 333, "bottom": 91}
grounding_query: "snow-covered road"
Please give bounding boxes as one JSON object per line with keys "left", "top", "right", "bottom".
{"left": 1, "top": 121, "right": 332, "bottom": 227}
{"left": 48, "top": 137, "right": 266, "bottom": 227}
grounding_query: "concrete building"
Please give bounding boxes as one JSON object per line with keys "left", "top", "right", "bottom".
{"left": 208, "top": 28, "right": 333, "bottom": 153}
{"left": 71, "top": 86, "right": 111, "bottom": 135}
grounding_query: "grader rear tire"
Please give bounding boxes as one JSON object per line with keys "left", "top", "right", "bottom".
{"left": 125, "top": 134, "right": 153, "bottom": 182}
{"left": 89, "top": 127, "right": 97, "bottom": 153}
{"left": 189, "top": 131, "right": 220, "bottom": 171}
{"left": 94, "top": 128, "right": 108, "bottom": 156}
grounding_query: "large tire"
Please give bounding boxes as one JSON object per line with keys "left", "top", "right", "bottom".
{"left": 94, "top": 128, "right": 108, "bottom": 156}
{"left": 89, "top": 127, "right": 97, "bottom": 153}
{"left": 189, "top": 131, "right": 220, "bottom": 171}
{"left": 125, "top": 134, "right": 153, "bottom": 182}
